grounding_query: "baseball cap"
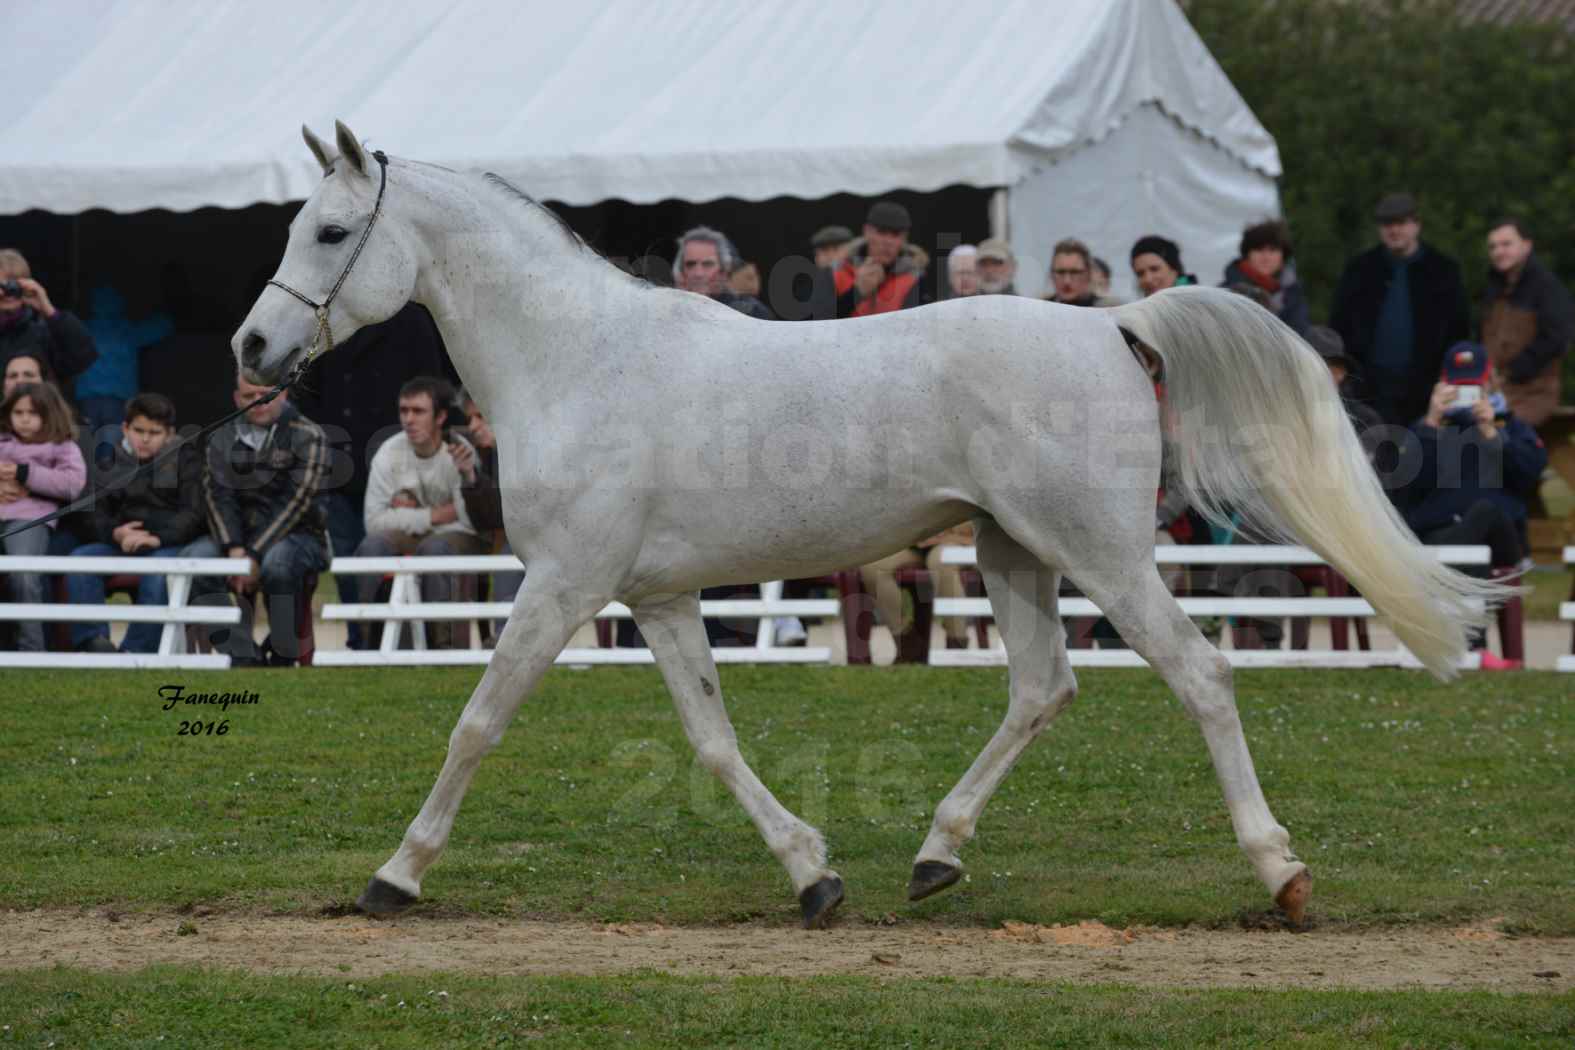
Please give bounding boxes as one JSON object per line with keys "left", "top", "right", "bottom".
{"left": 1441, "top": 341, "right": 1489, "bottom": 385}
{"left": 976, "top": 237, "right": 1014, "bottom": 263}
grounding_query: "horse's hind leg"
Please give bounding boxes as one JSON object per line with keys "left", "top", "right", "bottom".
{"left": 1078, "top": 564, "right": 1311, "bottom": 922}
{"left": 910, "top": 518, "right": 1076, "bottom": 901}
{"left": 634, "top": 592, "right": 843, "bottom": 929}
{"left": 357, "top": 572, "right": 603, "bottom": 915}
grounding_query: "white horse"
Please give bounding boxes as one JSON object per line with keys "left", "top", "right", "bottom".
{"left": 236, "top": 121, "right": 1501, "bottom": 928}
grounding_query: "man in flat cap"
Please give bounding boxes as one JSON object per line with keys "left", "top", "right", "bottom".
{"left": 1329, "top": 192, "right": 1470, "bottom": 426}
{"left": 833, "top": 200, "right": 931, "bottom": 318}
{"left": 810, "top": 225, "right": 854, "bottom": 271}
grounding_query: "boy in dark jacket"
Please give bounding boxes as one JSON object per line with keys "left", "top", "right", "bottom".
{"left": 1401, "top": 343, "right": 1545, "bottom": 669}
{"left": 64, "top": 393, "right": 206, "bottom": 653}
{"left": 1404, "top": 342, "right": 1546, "bottom": 554}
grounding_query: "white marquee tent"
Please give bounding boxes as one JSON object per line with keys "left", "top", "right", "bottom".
{"left": 3, "top": 0, "right": 1280, "bottom": 300}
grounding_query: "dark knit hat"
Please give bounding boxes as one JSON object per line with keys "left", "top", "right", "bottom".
{"left": 1130, "top": 235, "right": 1183, "bottom": 274}
{"left": 864, "top": 200, "right": 912, "bottom": 232}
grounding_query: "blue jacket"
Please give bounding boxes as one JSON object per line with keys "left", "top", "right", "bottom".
{"left": 77, "top": 287, "right": 174, "bottom": 401}
{"left": 1402, "top": 408, "right": 1546, "bottom": 534}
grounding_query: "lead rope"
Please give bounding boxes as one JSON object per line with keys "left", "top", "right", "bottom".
{"left": 0, "top": 149, "right": 389, "bottom": 542}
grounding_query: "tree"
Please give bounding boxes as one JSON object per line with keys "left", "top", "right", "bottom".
{"left": 1187, "top": 0, "right": 1575, "bottom": 396}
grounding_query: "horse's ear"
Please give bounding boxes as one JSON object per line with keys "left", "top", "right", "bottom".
{"left": 334, "top": 120, "right": 368, "bottom": 178}
{"left": 302, "top": 125, "right": 336, "bottom": 175}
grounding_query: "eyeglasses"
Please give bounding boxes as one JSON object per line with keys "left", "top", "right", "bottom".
{"left": 1051, "top": 268, "right": 1088, "bottom": 278}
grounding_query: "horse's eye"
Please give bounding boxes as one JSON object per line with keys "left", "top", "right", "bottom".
{"left": 317, "top": 225, "right": 349, "bottom": 245}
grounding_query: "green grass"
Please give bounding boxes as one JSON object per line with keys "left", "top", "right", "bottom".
{"left": 1, "top": 967, "right": 1570, "bottom": 1049}
{"left": 1, "top": 667, "right": 1570, "bottom": 931}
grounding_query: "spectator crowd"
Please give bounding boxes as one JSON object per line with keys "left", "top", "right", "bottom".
{"left": 0, "top": 184, "right": 1569, "bottom": 667}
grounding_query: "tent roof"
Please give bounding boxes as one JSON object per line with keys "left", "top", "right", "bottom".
{"left": 2, "top": 0, "right": 1279, "bottom": 215}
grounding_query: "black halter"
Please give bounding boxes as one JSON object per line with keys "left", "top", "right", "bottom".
{"left": 0, "top": 149, "right": 392, "bottom": 543}
{"left": 266, "top": 148, "right": 390, "bottom": 364}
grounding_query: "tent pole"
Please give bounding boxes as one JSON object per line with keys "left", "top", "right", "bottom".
{"left": 989, "top": 189, "right": 1008, "bottom": 242}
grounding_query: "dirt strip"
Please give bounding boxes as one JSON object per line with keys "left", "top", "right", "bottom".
{"left": 2, "top": 910, "right": 1571, "bottom": 993}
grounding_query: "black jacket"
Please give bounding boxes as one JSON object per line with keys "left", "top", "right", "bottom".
{"left": 202, "top": 403, "right": 328, "bottom": 559}
{"left": 1329, "top": 242, "right": 1470, "bottom": 425}
{"left": 91, "top": 439, "right": 205, "bottom": 548}
{"left": 291, "top": 302, "right": 457, "bottom": 506}
{"left": 712, "top": 290, "right": 775, "bottom": 321}
{"left": 0, "top": 308, "right": 99, "bottom": 385}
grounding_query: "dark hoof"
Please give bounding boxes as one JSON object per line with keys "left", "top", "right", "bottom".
{"left": 798, "top": 875, "right": 845, "bottom": 929}
{"left": 908, "top": 861, "right": 962, "bottom": 902}
{"left": 356, "top": 876, "right": 418, "bottom": 916}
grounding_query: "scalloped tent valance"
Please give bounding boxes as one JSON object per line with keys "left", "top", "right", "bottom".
{"left": 1, "top": 0, "right": 1278, "bottom": 216}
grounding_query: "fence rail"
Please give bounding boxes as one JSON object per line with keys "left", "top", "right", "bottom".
{"left": 0, "top": 542, "right": 1534, "bottom": 670}
{"left": 1559, "top": 546, "right": 1574, "bottom": 674}
{"left": 0, "top": 556, "right": 248, "bottom": 669}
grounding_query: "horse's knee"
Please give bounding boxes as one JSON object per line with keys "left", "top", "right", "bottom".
{"left": 1180, "top": 650, "right": 1238, "bottom": 729}
{"left": 1203, "top": 650, "right": 1233, "bottom": 691}
{"left": 449, "top": 715, "right": 502, "bottom": 757}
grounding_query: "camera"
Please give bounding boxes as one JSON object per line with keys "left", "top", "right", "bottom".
{"left": 1453, "top": 385, "right": 1482, "bottom": 407}
{"left": 441, "top": 402, "right": 472, "bottom": 446}
{"left": 0, "top": 279, "right": 23, "bottom": 299}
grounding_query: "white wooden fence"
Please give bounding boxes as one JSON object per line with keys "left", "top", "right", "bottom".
{"left": 933, "top": 544, "right": 1492, "bottom": 670}
{"left": 2, "top": 543, "right": 1522, "bottom": 671}
{"left": 315, "top": 555, "right": 838, "bottom": 666}
{"left": 1559, "top": 546, "right": 1574, "bottom": 674}
{"left": 0, "top": 556, "right": 249, "bottom": 668}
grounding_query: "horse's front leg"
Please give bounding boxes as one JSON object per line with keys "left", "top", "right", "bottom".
{"left": 357, "top": 571, "right": 605, "bottom": 914}
{"left": 634, "top": 592, "right": 844, "bottom": 928}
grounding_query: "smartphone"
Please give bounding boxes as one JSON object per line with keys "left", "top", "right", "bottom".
{"left": 1453, "top": 385, "right": 1482, "bottom": 406}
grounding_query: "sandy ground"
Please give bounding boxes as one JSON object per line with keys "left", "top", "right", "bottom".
{"left": 3, "top": 909, "right": 1572, "bottom": 993}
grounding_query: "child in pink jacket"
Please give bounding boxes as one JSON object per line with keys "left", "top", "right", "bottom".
{"left": 0, "top": 381, "right": 87, "bottom": 650}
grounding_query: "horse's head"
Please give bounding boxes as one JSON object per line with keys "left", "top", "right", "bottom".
{"left": 233, "top": 121, "right": 417, "bottom": 384}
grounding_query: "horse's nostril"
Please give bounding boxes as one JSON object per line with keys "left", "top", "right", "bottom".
{"left": 241, "top": 331, "right": 266, "bottom": 369}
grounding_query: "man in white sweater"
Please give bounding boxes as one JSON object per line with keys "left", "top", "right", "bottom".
{"left": 351, "top": 376, "right": 488, "bottom": 648}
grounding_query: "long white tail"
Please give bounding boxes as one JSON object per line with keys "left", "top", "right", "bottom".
{"left": 1111, "top": 286, "right": 1506, "bottom": 679}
